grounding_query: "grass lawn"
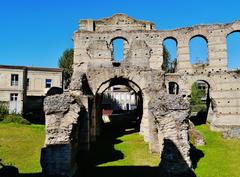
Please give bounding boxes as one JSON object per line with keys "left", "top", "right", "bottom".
{"left": 96, "top": 130, "right": 160, "bottom": 167}
{"left": 0, "top": 123, "right": 45, "bottom": 174}
{"left": 194, "top": 124, "right": 240, "bottom": 177}
{"left": 1, "top": 122, "right": 240, "bottom": 177}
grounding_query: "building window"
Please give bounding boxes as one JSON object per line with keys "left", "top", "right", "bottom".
{"left": 10, "top": 93, "right": 18, "bottom": 101}
{"left": 11, "top": 74, "right": 19, "bottom": 86}
{"left": 45, "top": 79, "right": 52, "bottom": 88}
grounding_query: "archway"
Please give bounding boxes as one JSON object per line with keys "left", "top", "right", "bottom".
{"left": 190, "top": 80, "right": 211, "bottom": 125}
{"left": 110, "top": 37, "right": 129, "bottom": 63}
{"left": 87, "top": 77, "right": 162, "bottom": 177}
{"left": 93, "top": 77, "right": 143, "bottom": 139}
{"left": 227, "top": 31, "right": 240, "bottom": 70}
{"left": 189, "top": 35, "right": 208, "bottom": 65}
{"left": 162, "top": 37, "right": 178, "bottom": 72}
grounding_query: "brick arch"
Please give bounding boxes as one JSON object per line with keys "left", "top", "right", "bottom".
{"left": 189, "top": 34, "right": 208, "bottom": 43}
{"left": 226, "top": 30, "right": 240, "bottom": 37}
{"left": 107, "top": 31, "right": 132, "bottom": 45}
{"left": 185, "top": 75, "right": 217, "bottom": 93}
{"left": 163, "top": 36, "right": 178, "bottom": 45}
{"left": 188, "top": 34, "right": 209, "bottom": 65}
{"left": 86, "top": 68, "right": 149, "bottom": 97}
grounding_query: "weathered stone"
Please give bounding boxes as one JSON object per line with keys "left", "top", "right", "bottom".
{"left": 223, "top": 128, "right": 240, "bottom": 139}
{"left": 189, "top": 128, "right": 206, "bottom": 146}
{"left": 41, "top": 14, "right": 240, "bottom": 177}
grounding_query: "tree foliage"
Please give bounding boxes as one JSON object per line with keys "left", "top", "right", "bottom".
{"left": 58, "top": 49, "right": 74, "bottom": 89}
{"left": 190, "top": 82, "right": 207, "bottom": 112}
{"left": 162, "top": 45, "right": 176, "bottom": 72}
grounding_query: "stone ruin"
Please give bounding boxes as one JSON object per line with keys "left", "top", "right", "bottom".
{"left": 41, "top": 14, "right": 240, "bottom": 177}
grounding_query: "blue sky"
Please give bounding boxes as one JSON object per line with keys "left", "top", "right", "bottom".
{"left": 0, "top": 0, "right": 240, "bottom": 68}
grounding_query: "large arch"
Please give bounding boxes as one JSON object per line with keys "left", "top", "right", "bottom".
{"left": 92, "top": 77, "right": 144, "bottom": 139}
{"left": 189, "top": 35, "right": 209, "bottom": 65}
{"left": 226, "top": 30, "right": 240, "bottom": 70}
{"left": 162, "top": 37, "right": 178, "bottom": 72}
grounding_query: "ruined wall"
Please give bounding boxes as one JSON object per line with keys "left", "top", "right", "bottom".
{"left": 41, "top": 14, "right": 240, "bottom": 177}
{"left": 73, "top": 14, "right": 240, "bottom": 131}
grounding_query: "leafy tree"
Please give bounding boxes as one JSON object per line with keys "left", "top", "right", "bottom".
{"left": 58, "top": 49, "right": 74, "bottom": 89}
{"left": 190, "top": 82, "right": 207, "bottom": 112}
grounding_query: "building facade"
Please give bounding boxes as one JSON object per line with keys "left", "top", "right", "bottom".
{"left": 102, "top": 85, "right": 137, "bottom": 111}
{"left": 0, "top": 65, "right": 63, "bottom": 114}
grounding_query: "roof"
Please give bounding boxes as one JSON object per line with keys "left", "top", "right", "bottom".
{"left": 0, "top": 64, "right": 63, "bottom": 72}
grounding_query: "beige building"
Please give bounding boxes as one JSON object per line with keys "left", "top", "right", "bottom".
{"left": 0, "top": 65, "right": 63, "bottom": 114}
{"left": 102, "top": 85, "right": 137, "bottom": 111}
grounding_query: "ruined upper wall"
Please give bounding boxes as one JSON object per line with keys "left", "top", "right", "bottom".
{"left": 74, "top": 14, "right": 240, "bottom": 73}
{"left": 79, "top": 14, "right": 155, "bottom": 31}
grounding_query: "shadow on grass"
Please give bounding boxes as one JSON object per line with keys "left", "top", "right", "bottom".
{"left": 77, "top": 120, "right": 198, "bottom": 177}
{"left": 0, "top": 159, "right": 41, "bottom": 177}
{"left": 190, "top": 143, "right": 205, "bottom": 169}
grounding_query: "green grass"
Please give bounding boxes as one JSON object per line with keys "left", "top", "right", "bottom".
{"left": 97, "top": 129, "right": 160, "bottom": 167}
{"left": 0, "top": 123, "right": 45, "bottom": 173}
{"left": 1, "top": 122, "right": 240, "bottom": 177}
{"left": 194, "top": 124, "right": 240, "bottom": 177}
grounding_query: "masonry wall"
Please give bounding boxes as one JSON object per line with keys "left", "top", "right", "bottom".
{"left": 73, "top": 14, "right": 240, "bottom": 132}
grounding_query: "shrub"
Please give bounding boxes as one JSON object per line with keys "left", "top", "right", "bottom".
{"left": 0, "top": 102, "right": 8, "bottom": 116}
{"left": 2, "top": 114, "right": 31, "bottom": 125}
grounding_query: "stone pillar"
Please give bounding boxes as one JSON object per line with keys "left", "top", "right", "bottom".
{"left": 140, "top": 92, "right": 151, "bottom": 142}
{"left": 177, "top": 40, "right": 192, "bottom": 73}
{"left": 208, "top": 32, "right": 228, "bottom": 70}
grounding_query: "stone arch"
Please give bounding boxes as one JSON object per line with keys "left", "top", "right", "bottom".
{"left": 189, "top": 34, "right": 209, "bottom": 65}
{"left": 226, "top": 30, "right": 240, "bottom": 70}
{"left": 86, "top": 68, "right": 149, "bottom": 95}
{"left": 168, "top": 81, "right": 179, "bottom": 95}
{"left": 92, "top": 76, "right": 145, "bottom": 140}
{"left": 189, "top": 79, "right": 212, "bottom": 125}
{"left": 162, "top": 37, "right": 178, "bottom": 72}
{"left": 185, "top": 75, "right": 216, "bottom": 93}
{"left": 109, "top": 36, "right": 129, "bottom": 63}
{"left": 163, "top": 36, "right": 178, "bottom": 45}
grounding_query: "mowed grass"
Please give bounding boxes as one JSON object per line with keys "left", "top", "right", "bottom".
{"left": 97, "top": 129, "right": 160, "bottom": 167}
{"left": 0, "top": 123, "right": 45, "bottom": 173}
{"left": 1, "top": 122, "right": 240, "bottom": 177}
{"left": 194, "top": 124, "right": 240, "bottom": 177}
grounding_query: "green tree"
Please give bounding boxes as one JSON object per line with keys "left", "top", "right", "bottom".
{"left": 190, "top": 82, "right": 207, "bottom": 112}
{"left": 162, "top": 45, "right": 176, "bottom": 72}
{"left": 58, "top": 49, "right": 74, "bottom": 89}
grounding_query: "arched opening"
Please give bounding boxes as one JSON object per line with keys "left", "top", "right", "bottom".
{"left": 190, "top": 80, "right": 211, "bottom": 125}
{"left": 168, "top": 82, "right": 179, "bottom": 94}
{"left": 227, "top": 31, "right": 240, "bottom": 70}
{"left": 189, "top": 35, "right": 208, "bottom": 65}
{"left": 162, "top": 37, "right": 178, "bottom": 72}
{"left": 94, "top": 77, "right": 143, "bottom": 137}
{"left": 88, "top": 77, "right": 160, "bottom": 176}
{"left": 111, "top": 37, "right": 128, "bottom": 63}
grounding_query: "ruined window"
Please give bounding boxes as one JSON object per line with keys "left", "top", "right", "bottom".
{"left": 227, "top": 31, "right": 240, "bottom": 70}
{"left": 168, "top": 82, "right": 179, "bottom": 94}
{"left": 112, "top": 38, "right": 125, "bottom": 62}
{"left": 189, "top": 36, "right": 208, "bottom": 65}
{"left": 162, "top": 38, "right": 177, "bottom": 72}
